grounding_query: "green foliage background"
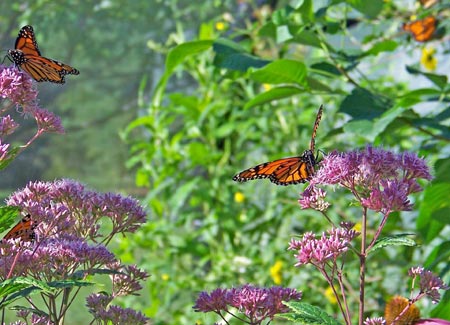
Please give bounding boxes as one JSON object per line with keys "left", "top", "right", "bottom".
{"left": 1, "top": 0, "right": 449, "bottom": 324}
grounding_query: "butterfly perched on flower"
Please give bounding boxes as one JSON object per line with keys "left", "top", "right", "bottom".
{"left": 402, "top": 16, "right": 437, "bottom": 42}
{"left": 233, "top": 105, "right": 323, "bottom": 186}
{"left": 2, "top": 214, "right": 36, "bottom": 242}
{"left": 8, "top": 25, "right": 79, "bottom": 83}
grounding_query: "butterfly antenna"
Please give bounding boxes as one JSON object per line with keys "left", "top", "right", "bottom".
{"left": 309, "top": 105, "right": 323, "bottom": 152}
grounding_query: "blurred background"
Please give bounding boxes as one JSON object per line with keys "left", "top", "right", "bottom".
{"left": 1, "top": 0, "right": 449, "bottom": 324}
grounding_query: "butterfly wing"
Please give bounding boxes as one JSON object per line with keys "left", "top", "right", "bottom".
{"left": 269, "top": 150, "right": 316, "bottom": 185}
{"left": 9, "top": 25, "right": 79, "bottom": 83}
{"left": 15, "top": 25, "right": 41, "bottom": 56}
{"left": 403, "top": 16, "right": 436, "bottom": 42}
{"left": 233, "top": 154, "right": 316, "bottom": 185}
{"left": 2, "top": 214, "right": 36, "bottom": 242}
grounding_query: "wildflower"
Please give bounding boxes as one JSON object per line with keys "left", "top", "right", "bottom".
{"left": 324, "top": 286, "right": 338, "bottom": 304}
{"left": 0, "top": 140, "right": 10, "bottom": 161}
{"left": 299, "top": 185, "right": 330, "bottom": 211}
{"left": 262, "top": 83, "right": 272, "bottom": 91}
{"left": 0, "top": 65, "right": 37, "bottom": 107}
{"left": 234, "top": 191, "right": 245, "bottom": 203}
{"left": 161, "top": 273, "right": 170, "bottom": 281}
{"left": 0, "top": 115, "right": 19, "bottom": 136}
{"left": 288, "top": 225, "right": 359, "bottom": 267}
{"left": 420, "top": 47, "right": 437, "bottom": 71}
{"left": 310, "top": 147, "right": 432, "bottom": 215}
{"left": 34, "top": 107, "right": 65, "bottom": 134}
{"left": 109, "top": 262, "right": 149, "bottom": 297}
{"left": 384, "top": 296, "right": 420, "bottom": 325}
{"left": 364, "top": 317, "right": 386, "bottom": 325}
{"left": 270, "top": 260, "right": 283, "bottom": 285}
{"left": 215, "top": 21, "right": 226, "bottom": 31}
{"left": 193, "top": 285, "right": 301, "bottom": 323}
{"left": 415, "top": 319, "right": 450, "bottom": 325}
{"left": 418, "top": 270, "right": 448, "bottom": 303}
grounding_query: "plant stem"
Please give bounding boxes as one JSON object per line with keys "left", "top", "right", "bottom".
{"left": 359, "top": 207, "right": 368, "bottom": 325}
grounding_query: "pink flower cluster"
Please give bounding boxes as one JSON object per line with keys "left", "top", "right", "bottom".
{"left": 300, "top": 146, "right": 432, "bottom": 215}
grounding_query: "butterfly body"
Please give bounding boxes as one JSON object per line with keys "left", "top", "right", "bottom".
{"left": 233, "top": 105, "right": 323, "bottom": 186}
{"left": 9, "top": 25, "right": 79, "bottom": 83}
{"left": 2, "top": 214, "right": 36, "bottom": 242}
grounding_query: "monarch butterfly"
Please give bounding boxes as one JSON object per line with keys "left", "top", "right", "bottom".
{"left": 8, "top": 25, "right": 79, "bottom": 83}
{"left": 2, "top": 214, "right": 36, "bottom": 242}
{"left": 402, "top": 16, "right": 437, "bottom": 42}
{"left": 233, "top": 105, "right": 323, "bottom": 186}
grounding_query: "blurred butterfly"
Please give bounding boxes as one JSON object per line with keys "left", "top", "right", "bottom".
{"left": 402, "top": 16, "right": 437, "bottom": 42}
{"left": 8, "top": 25, "right": 79, "bottom": 83}
{"left": 419, "top": 0, "right": 438, "bottom": 9}
{"left": 2, "top": 214, "right": 36, "bottom": 242}
{"left": 233, "top": 105, "right": 323, "bottom": 186}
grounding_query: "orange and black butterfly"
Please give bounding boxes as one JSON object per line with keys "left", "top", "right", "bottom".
{"left": 8, "top": 25, "right": 79, "bottom": 83}
{"left": 233, "top": 105, "right": 323, "bottom": 186}
{"left": 2, "top": 214, "right": 36, "bottom": 242}
{"left": 402, "top": 16, "right": 437, "bottom": 42}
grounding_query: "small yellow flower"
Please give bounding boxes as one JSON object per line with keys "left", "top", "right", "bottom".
{"left": 161, "top": 273, "right": 170, "bottom": 281}
{"left": 215, "top": 21, "right": 226, "bottom": 31}
{"left": 262, "top": 83, "right": 272, "bottom": 91}
{"left": 324, "top": 286, "right": 337, "bottom": 305}
{"left": 353, "top": 222, "right": 362, "bottom": 233}
{"left": 270, "top": 260, "right": 283, "bottom": 285}
{"left": 234, "top": 191, "right": 245, "bottom": 203}
{"left": 421, "top": 47, "right": 437, "bottom": 71}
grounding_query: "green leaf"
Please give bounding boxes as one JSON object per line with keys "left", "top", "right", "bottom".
{"left": 435, "top": 159, "right": 450, "bottom": 182}
{"left": 406, "top": 65, "right": 448, "bottom": 89}
{"left": 348, "top": 0, "right": 383, "bottom": 18}
{"left": 48, "top": 280, "right": 93, "bottom": 289}
{"left": 0, "top": 147, "right": 21, "bottom": 171}
{"left": 213, "top": 38, "right": 270, "bottom": 71}
{"left": 279, "top": 301, "right": 342, "bottom": 325}
{"left": 244, "top": 86, "right": 303, "bottom": 109}
{"left": 249, "top": 59, "right": 307, "bottom": 85}
{"left": 364, "top": 40, "right": 398, "bottom": 56}
{"left": 370, "top": 234, "right": 417, "bottom": 253}
{"left": 0, "top": 277, "right": 54, "bottom": 308}
{"left": 166, "top": 40, "right": 214, "bottom": 74}
{"left": 424, "top": 240, "right": 450, "bottom": 269}
{"left": 310, "top": 62, "right": 341, "bottom": 77}
{"left": 0, "top": 206, "right": 20, "bottom": 233}
{"left": 340, "top": 87, "right": 392, "bottom": 120}
{"left": 297, "top": 0, "right": 314, "bottom": 23}
{"left": 153, "top": 40, "right": 214, "bottom": 107}
{"left": 306, "top": 76, "right": 333, "bottom": 92}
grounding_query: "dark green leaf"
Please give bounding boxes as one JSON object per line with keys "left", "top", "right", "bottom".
{"left": 406, "top": 65, "right": 448, "bottom": 89}
{"left": 424, "top": 241, "right": 450, "bottom": 269}
{"left": 310, "top": 62, "right": 341, "bottom": 77}
{"left": 48, "top": 280, "right": 93, "bottom": 289}
{"left": 340, "top": 87, "right": 392, "bottom": 120}
{"left": 0, "top": 206, "right": 20, "bottom": 233}
{"left": 166, "top": 40, "right": 214, "bottom": 74}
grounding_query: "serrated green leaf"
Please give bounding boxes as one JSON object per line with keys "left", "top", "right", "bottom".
{"left": 244, "top": 86, "right": 303, "bottom": 109}
{"left": 370, "top": 234, "right": 417, "bottom": 253}
{"left": 279, "top": 302, "right": 342, "bottom": 325}
{"left": 250, "top": 59, "right": 307, "bottom": 85}
{"left": 0, "top": 277, "right": 54, "bottom": 308}
{"left": 48, "top": 280, "right": 93, "bottom": 289}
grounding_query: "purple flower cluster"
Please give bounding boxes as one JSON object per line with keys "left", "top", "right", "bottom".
{"left": 2, "top": 179, "right": 148, "bottom": 323}
{"left": 86, "top": 293, "right": 149, "bottom": 325}
{"left": 193, "top": 284, "right": 302, "bottom": 323}
{"left": 288, "top": 224, "right": 359, "bottom": 267}
{"left": 0, "top": 65, "right": 65, "bottom": 167}
{"left": 301, "top": 147, "right": 432, "bottom": 215}
{"left": 408, "top": 267, "right": 449, "bottom": 304}
{"left": 6, "top": 179, "right": 146, "bottom": 244}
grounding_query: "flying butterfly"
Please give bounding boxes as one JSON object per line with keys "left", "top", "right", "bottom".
{"left": 8, "top": 25, "right": 79, "bottom": 83}
{"left": 233, "top": 105, "right": 323, "bottom": 186}
{"left": 402, "top": 16, "right": 437, "bottom": 42}
{"left": 2, "top": 214, "right": 36, "bottom": 242}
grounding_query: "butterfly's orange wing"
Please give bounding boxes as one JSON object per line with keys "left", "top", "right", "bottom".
{"left": 403, "top": 16, "right": 437, "bottom": 42}
{"left": 233, "top": 105, "right": 323, "bottom": 186}
{"left": 2, "top": 214, "right": 36, "bottom": 242}
{"left": 9, "top": 25, "right": 79, "bottom": 83}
